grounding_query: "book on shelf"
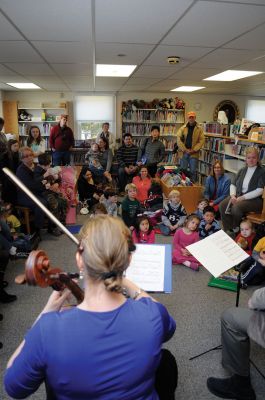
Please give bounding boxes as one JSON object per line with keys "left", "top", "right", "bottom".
{"left": 239, "top": 118, "right": 255, "bottom": 135}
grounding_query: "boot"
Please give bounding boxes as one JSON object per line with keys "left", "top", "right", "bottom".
{"left": 207, "top": 374, "right": 256, "bottom": 400}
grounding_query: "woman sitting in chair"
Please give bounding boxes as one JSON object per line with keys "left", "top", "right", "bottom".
{"left": 219, "top": 147, "right": 265, "bottom": 234}
{"left": 4, "top": 216, "right": 177, "bottom": 400}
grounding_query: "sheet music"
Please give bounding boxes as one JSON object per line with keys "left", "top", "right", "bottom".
{"left": 186, "top": 230, "right": 249, "bottom": 278}
{"left": 126, "top": 244, "right": 165, "bottom": 291}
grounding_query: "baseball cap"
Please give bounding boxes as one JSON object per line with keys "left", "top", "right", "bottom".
{"left": 187, "top": 111, "right": 196, "bottom": 118}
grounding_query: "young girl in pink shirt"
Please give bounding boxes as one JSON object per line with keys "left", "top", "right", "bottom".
{"left": 172, "top": 214, "right": 200, "bottom": 271}
{"left": 132, "top": 216, "right": 155, "bottom": 244}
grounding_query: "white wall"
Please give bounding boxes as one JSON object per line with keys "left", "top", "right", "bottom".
{"left": 3, "top": 90, "right": 265, "bottom": 140}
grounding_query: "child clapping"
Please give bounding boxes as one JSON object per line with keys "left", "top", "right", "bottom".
{"left": 160, "top": 190, "right": 187, "bottom": 235}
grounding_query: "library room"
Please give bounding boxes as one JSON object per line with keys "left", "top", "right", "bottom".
{"left": 1, "top": 1, "right": 265, "bottom": 399}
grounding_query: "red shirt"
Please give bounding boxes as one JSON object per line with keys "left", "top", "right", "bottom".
{"left": 49, "top": 124, "right": 74, "bottom": 151}
{"left": 132, "top": 176, "right": 152, "bottom": 203}
{"left": 235, "top": 232, "right": 255, "bottom": 255}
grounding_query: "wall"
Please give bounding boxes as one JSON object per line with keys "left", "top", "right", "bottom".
{"left": 2, "top": 90, "right": 265, "bottom": 140}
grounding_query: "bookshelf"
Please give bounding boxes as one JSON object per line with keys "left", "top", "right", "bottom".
{"left": 122, "top": 108, "right": 185, "bottom": 165}
{"left": 18, "top": 103, "right": 68, "bottom": 149}
{"left": 198, "top": 133, "right": 265, "bottom": 185}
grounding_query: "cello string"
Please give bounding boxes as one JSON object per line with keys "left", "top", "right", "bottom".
{"left": 3, "top": 167, "right": 79, "bottom": 246}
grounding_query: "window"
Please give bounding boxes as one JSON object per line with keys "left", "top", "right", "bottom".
{"left": 75, "top": 95, "right": 115, "bottom": 141}
{"left": 246, "top": 100, "right": 265, "bottom": 123}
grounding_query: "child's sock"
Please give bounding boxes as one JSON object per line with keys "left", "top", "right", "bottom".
{"left": 183, "top": 261, "right": 191, "bottom": 267}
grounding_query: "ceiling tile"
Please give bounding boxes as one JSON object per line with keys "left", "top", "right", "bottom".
{"left": 96, "top": 77, "right": 127, "bottom": 90}
{"left": 95, "top": 0, "right": 193, "bottom": 43}
{"left": 224, "top": 24, "right": 265, "bottom": 51}
{"left": 195, "top": 48, "right": 263, "bottom": 69}
{"left": 162, "top": 1, "right": 265, "bottom": 47}
{"left": 169, "top": 67, "right": 221, "bottom": 80}
{"left": 96, "top": 43, "right": 154, "bottom": 64}
{"left": 133, "top": 66, "right": 175, "bottom": 79}
{"left": 0, "top": 64, "right": 23, "bottom": 76}
{"left": 0, "top": 41, "right": 43, "bottom": 62}
{"left": 0, "top": 12, "right": 24, "bottom": 40}
{"left": 31, "top": 42, "right": 91, "bottom": 63}
{"left": 51, "top": 64, "right": 91, "bottom": 76}
{"left": 4, "top": 63, "right": 55, "bottom": 76}
{"left": 143, "top": 45, "right": 214, "bottom": 67}
{"left": 1, "top": 0, "right": 93, "bottom": 41}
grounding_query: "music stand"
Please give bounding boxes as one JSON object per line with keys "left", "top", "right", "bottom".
{"left": 189, "top": 264, "right": 265, "bottom": 380}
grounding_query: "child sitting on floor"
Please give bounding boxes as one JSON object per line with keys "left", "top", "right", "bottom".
{"left": 194, "top": 198, "right": 209, "bottom": 220}
{"left": 235, "top": 219, "right": 255, "bottom": 255}
{"left": 160, "top": 189, "right": 187, "bottom": 236}
{"left": 240, "top": 246, "right": 265, "bottom": 287}
{"left": 122, "top": 183, "right": 141, "bottom": 231}
{"left": 100, "top": 190, "right": 118, "bottom": 217}
{"left": 172, "top": 214, "right": 201, "bottom": 271}
{"left": 132, "top": 216, "right": 155, "bottom": 244}
{"left": 198, "top": 206, "right": 220, "bottom": 239}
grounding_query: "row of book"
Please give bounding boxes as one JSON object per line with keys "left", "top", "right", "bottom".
{"left": 18, "top": 123, "right": 54, "bottom": 136}
{"left": 199, "top": 149, "right": 224, "bottom": 164}
{"left": 204, "top": 137, "right": 225, "bottom": 153}
{"left": 123, "top": 110, "right": 184, "bottom": 123}
{"left": 122, "top": 123, "right": 179, "bottom": 136}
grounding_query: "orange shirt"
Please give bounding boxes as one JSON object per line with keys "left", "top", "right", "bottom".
{"left": 132, "top": 176, "right": 152, "bottom": 203}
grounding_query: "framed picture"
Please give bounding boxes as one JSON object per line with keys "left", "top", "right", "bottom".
{"left": 213, "top": 100, "right": 240, "bottom": 124}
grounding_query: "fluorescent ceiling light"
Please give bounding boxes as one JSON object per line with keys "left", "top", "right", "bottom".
{"left": 171, "top": 86, "right": 205, "bottom": 92}
{"left": 96, "top": 64, "right": 137, "bottom": 77}
{"left": 204, "top": 70, "right": 263, "bottom": 81}
{"left": 6, "top": 82, "right": 41, "bottom": 89}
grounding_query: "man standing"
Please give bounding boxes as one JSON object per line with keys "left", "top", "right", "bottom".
{"left": 96, "top": 122, "right": 115, "bottom": 153}
{"left": 116, "top": 133, "right": 139, "bottom": 192}
{"left": 137, "top": 125, "right": 165, "bottom": 177}
{"left": 177, "top": 111, "right": 204, "bottom": 182}
{"left": 49, "top": 114, "right": 74, "bottom": 166}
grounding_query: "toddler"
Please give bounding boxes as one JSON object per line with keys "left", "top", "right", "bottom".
{"left": 194, "top": 198, "right": 209, "bottom": 220}
{"left": 160, "top": 190, "right": 187, "bottom": 236}
{"left": 235, "top": 219, "right": 255, "bottom": 255}
{"left": 172, "top": 214, "right": 201, "bottom": 271}
{"left": 85, "top": 143, "right": 104, "bottom": 172}
{"left": 122, "top": 183, "right": 141, "bottom": 230}
{"left": 3, "top": 204, "right": 21, "bottom": 234}
{"left": 198, "top": 206, "right": 220, "bottom": 239}
{"left": 100, "top": 190, "right": 118, "bottom": 217}
{"left": 132, "top": 216, "right": 155, "bottom": 244}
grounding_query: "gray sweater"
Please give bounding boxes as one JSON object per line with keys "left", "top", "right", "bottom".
{"left": 138, "top": 138, "right": 165, "bottom": 165}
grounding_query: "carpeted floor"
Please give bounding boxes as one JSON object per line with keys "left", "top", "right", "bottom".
{"left": 0, "top": 216, "right": 264, "bottom": 399}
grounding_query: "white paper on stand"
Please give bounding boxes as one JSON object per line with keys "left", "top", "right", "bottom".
{"left": 126, "top": 244, "right": 165, "bottom": 291}
{"left": 186, "top": 230, "right": 249, "bottom": 278}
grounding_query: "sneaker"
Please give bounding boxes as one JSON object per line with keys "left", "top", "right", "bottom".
{"left": 207, "top": 375, "right": 256, "bottom": 400}
{"left": 0, "top": 290, "right": 17, "bottom": 303}
{"left": 15, "top": 252, "right": 30, "bottom": 259}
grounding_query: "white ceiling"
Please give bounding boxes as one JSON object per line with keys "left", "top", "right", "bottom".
{"left": 0, "top": 0, "right": 265, "bottom": 95}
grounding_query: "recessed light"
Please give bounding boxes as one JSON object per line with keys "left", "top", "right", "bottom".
{"left": 171, "top": 86, "right": 205, "bottom": 92}
{"left": 96, "top": 64, "right": 137, "bottom": 77}
{"left": 203, "top": 70, "right": 263, "bottom": 81}
{"left": 6, "top": 82, "right": 41, "bottom": 89}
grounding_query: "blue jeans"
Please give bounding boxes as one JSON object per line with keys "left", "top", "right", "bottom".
{"left": 52, "top": 151, "right": 71, "bottom": 166}
{"left": 159, "top": 224, "right": 172, "bottom": 236}
{"left": 180, "top": 153, "right": 198, "bottom": 183}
